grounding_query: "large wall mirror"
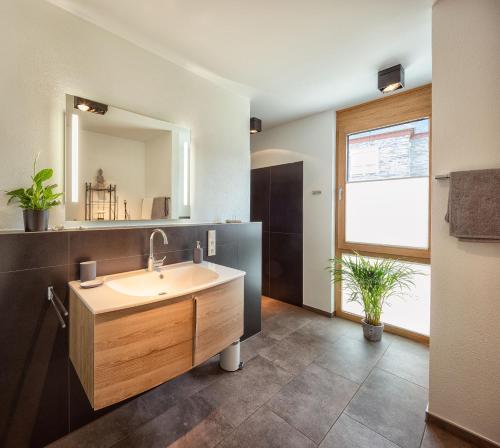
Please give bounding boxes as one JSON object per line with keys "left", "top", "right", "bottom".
{"left": 65, "top": 94, "right": 191, "bottom": 222}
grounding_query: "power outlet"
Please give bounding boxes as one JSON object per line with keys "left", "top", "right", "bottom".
{"left": 208, "top": 230, "right": 216, "bottom": 256}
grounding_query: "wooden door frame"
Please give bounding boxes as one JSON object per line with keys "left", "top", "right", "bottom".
{"left": 335, "top": 84, "right": 432, "bottom": 344}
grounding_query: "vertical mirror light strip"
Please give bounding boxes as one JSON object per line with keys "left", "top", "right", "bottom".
{"left": 183, "top": 141, "right": 189, "bottom": 206}
{"left": 71, "top": 113, "right": 79, "bottom": 203}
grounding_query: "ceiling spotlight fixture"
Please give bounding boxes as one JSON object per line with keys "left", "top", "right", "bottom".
{"left": 74, "top": 96, "right": 108, "bottom": 115}
{"left": 250, "top": 117, "right": 262, "bottom": 134}
{"left": 77, "top": 103, "right": 90, "bottom": 112}
{"left": 378, "top": 64, "right": 405, "bottom": 93}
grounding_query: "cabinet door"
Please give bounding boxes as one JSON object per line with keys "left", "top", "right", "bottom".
{"left": 93, "top": 298, "right": 193, "bottom": 409}
{"left": 194, "top": 279, "right": 244, "bottom": 366}
{"left": 251, "top": 167, "right": 270, "bottom": 231}
{"left": 270, "top": 162, "right": 303, "bottom": 234}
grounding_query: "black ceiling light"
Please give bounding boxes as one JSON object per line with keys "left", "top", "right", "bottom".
{"left": 250, "top": 117, "right": 262, "bottom": 134}
{"left": 74, "top": 96, "right": 108, "bottom": 115}
{"left": 378, "top": 64, "right": 405, "bottom": 93}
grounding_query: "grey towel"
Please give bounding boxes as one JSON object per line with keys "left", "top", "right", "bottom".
{"left": 445, "top": 169, "right": 500, "bottom": 241}
{"left": 151, "top": 197, "right": 169, "bottom": 220}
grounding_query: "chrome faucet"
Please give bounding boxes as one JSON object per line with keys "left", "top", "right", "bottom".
{"left": 148, "top": 229, "right": 168, "bottom": 272}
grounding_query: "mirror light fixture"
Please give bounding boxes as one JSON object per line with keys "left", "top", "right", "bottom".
{"left": 378, "top": 64, "right": 405, "bottom": 93}
{"left": 183, "top": 141, "right": 189, "bottom": 207}
{"left": 71, "top": 113, "right": 79, "bottom": 203}
{"left": 250, "top": 117, "right": 262, "bottom": 134}
{"left": 74, "top": 96, "right": 108, "bottom": 115}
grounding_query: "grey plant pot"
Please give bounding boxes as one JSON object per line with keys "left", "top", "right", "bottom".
{"left": 362, "top": 319, "right": 384, "bottom": 342}
{"left": 23, "top": 209, "right": 49, "bottom": 232}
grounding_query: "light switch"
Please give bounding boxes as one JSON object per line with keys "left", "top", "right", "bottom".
{"left": 208, "top": 230, "right": 216, "bottom": 256}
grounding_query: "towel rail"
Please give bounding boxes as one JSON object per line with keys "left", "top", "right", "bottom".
{"left": 48, "top": 286, "right": 68, "bottom": 329}
{"left": 434, "top": 174, "right": 450, "bottom": 180}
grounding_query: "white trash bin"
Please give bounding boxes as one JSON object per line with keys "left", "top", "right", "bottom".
{"left": 219, "top": 340, "right": 241, "bottom": 372}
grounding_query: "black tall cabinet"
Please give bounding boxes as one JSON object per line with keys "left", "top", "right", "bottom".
{"left": 251, "top": 161, "right": 303, "bottom": 306}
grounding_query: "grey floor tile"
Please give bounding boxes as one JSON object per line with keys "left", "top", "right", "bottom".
{"left": 421, "top": 424, "right": 478, "bottom": 448}
{"left": 294, "top": 316, "right": 361, "bottom": 343}
{"left": 196, "top": 355, "right": 293, "bottom": 427}
{"left": 319, "top": 414, "right": 399, "bottom": 448}
{"left": 240, "top": 333, "right": 276, "bottom": 363}
{"left": 261, "top": 310, "right": 312, "bottom": 341}
{"left": 50, "top": 392, "right": 175, "bottom": 448}
{"left": 345, "top": 368, "right": 428, "bottom": 448}
{"left": 268, "top": 363, "right": 358, "bottom": 443}
{"left": 261, "top": 296, "right": 296, "bottom": 321}
{"left": 315, "top": 335, "right": 388, "bottom": 383}
{"left": 52, "top": 358, "right": 221, "bottom": 448}
{"left": 54, "top": 299, "right": 433, "bottom": 448}
{"left": 261, "top": 316, "right": 297, "bottom": 340}
{"left": 377, "top": 337, "right": 429, "bottom": 388}
{"left": 259, "top": 328, "right": 329, "bottom": 375}
{"left": 166, "top": 408, "right": 234, "bottom": 448}
{"left": 218, "top": 406, "right": 315, "bottom": 448}
{"left": 112, "top": 395, "right": 231, "bottom": 448}
{"left": 158, "top": 356, "right": 229, "bottom": 400}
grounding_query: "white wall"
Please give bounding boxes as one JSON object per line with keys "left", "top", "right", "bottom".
{"left": 0, "top": 0, "right": 250, "bottom": 229}
{"left": 430, "top": 0, "right": 500, "bottom": 443}
{"left": 145, "top": 132, "right": 172, "bottom": 200}
{"left": 251, "top": 111, "right": 335, "bottom": 314}
{"left": 79, "top": 130, "right": 146, "bottom": 221}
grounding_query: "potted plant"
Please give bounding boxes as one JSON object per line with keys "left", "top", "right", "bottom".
{"left": 5, "top": 154, "right": 63, "bottom": 232}
{"left": 328, "top": 253, "right": 415, "bottom": 342}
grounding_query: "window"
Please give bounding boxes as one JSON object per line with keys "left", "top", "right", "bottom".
{"left": 335, "top": 85, "right": 431, "bottom": 342}
{"left": 341, "top": 253, "right": 431, "bottom": 336}
{"left": 345, "top": 119, "right": 430, "bottom": 249}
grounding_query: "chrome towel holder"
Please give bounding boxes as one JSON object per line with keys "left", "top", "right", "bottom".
{"left": 434, "top": 174, "right": 450, "bottom": 180}
{"left": 48, "top": 286, "right": 68, "bottom": 329}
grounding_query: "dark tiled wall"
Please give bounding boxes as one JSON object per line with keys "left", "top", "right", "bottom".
{"left": 251, "top": 162, "right": 303, "bottom": 306}
{"left": 0, "top": 222, "right": 261, "bottom": 447}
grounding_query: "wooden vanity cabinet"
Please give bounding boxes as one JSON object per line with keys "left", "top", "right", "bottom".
{"left": 70, "top": 294, "right": 194, "bottom": 410}
{"left": 69, "top": 277, "right": 244, "bottom": 410}
{"left": 194, "top": 277, "right": 244, "bottom": 366}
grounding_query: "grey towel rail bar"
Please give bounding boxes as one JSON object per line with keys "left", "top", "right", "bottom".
{"left": 434, "top": 174, "right": 450, "bottom": 180}
{"left": 48, "top": 286, "right": 68, "bottom": 329}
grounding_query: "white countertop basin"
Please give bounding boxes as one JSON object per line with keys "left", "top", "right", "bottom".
{"left": 69, "top": 261, "right": 246, "bottom": 314}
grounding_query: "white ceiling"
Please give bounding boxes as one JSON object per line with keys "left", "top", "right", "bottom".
{"left": 49, "top": 0, "right": 433, "bottom": 130}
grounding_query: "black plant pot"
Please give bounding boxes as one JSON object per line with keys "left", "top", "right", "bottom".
{"left": 23, "top": 209, "right": 49, "bottom": 232}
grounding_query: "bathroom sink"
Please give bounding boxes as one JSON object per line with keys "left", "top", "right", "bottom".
{"left": 107, "top": 262, "right": 219, "bottom": 297}
{"left": 69, "top": 261, "right": 245, "bottom": 314}
{"left": 68, "top": 260, "right": 245, "bottom": 410}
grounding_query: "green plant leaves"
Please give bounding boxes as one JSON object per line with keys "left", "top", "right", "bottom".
{"left": 33, "top": 168, "right": 53, "bottom": 184}
{"left": 5, "top": 156, "right": 62, "bottom": 211}
{"left": 327, "top": 252, "right": 418, "bottom": 326}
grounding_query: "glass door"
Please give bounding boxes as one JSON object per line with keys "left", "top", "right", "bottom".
{"left": 335, "top": 85, "right": 431, "bottom": 341}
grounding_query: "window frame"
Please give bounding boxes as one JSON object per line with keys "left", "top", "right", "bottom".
{"left": 335, "top": 84, "right": 432, "bottom": 343}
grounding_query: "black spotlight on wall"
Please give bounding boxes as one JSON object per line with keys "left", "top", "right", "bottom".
{"left": 250, "top": 117, "right": 262, "bottom": 134}
{"left": 74, "top": 96, "right": 108, "bottom": 115}
{"left": 378, "top": 64, "right": 405, "bottom": 93}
